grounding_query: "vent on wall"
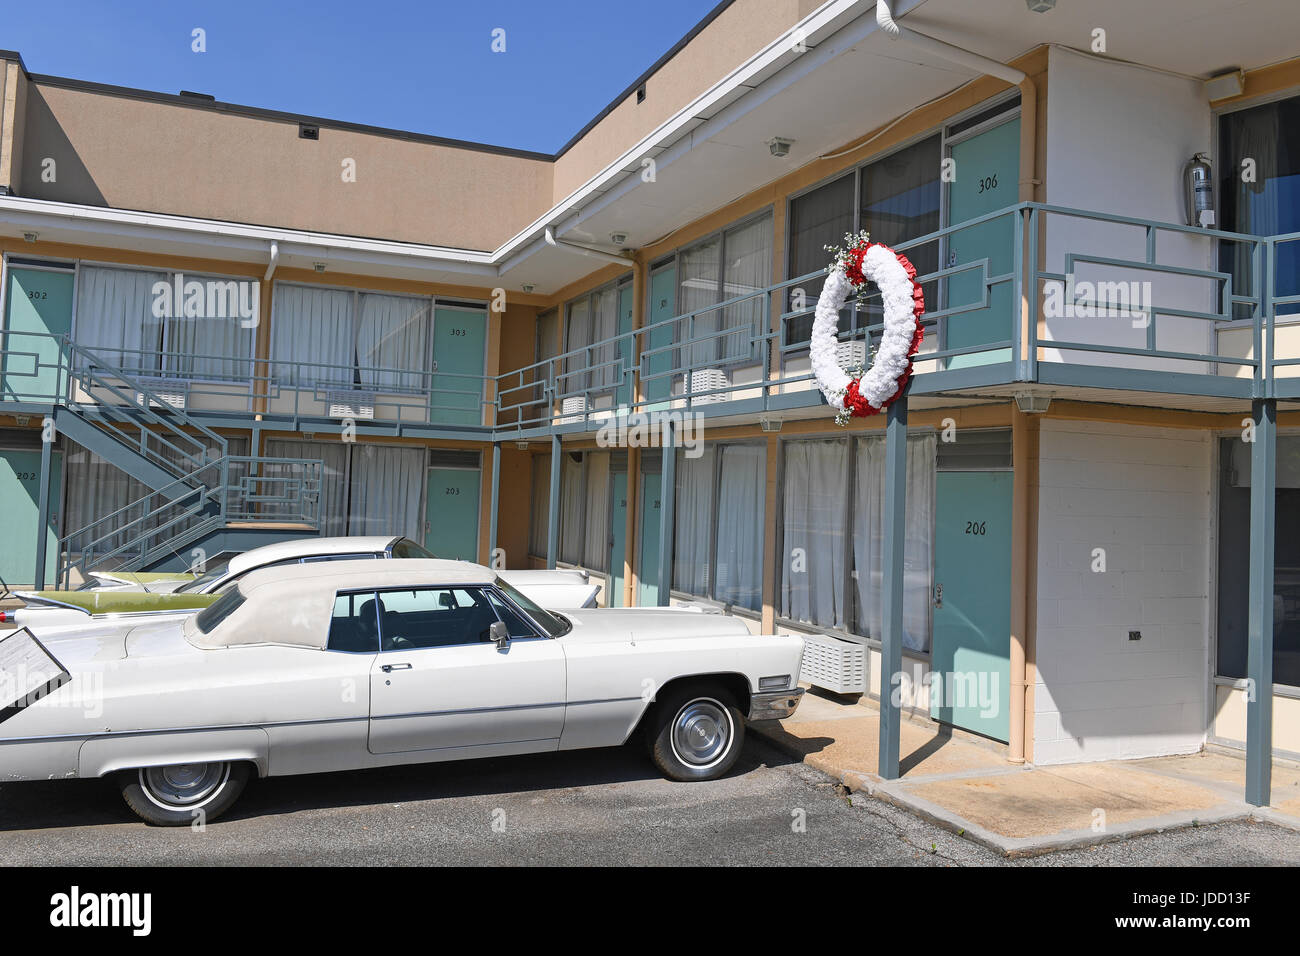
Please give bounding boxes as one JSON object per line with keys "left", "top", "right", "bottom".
{"left": 299, "top": 123, "right": 320, "bottom": 140}
{"left": 936, "top": 427, "right": 1013, "bottom": 470}
{"left": 636, "top": 84, "right": 647, "bottom": 104}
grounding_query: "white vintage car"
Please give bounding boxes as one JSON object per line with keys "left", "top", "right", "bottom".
{"left": 7, "top": 535, "right": 601, "bottom": 629}
{"left": 0, "top": 558, "right": 804, "bottom": 825}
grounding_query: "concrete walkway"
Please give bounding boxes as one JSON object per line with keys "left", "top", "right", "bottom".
{"left": 751, "top": 687, "right": 1300, "bottom": 857}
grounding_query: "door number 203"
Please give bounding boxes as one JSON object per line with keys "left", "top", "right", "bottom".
{"left": 964, "top": 520, "right": 987, "bottom": 536}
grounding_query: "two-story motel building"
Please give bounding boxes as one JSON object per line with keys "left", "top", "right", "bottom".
{"left": 1, "top": 0, "right": 1298, "bottom": 803}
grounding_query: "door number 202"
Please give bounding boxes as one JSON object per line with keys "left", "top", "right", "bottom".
{"left": 964, "top": 520, "right": 987, "bottom": 536}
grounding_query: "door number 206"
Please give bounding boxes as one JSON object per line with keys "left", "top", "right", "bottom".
{"left": 964, "top": 520, "right": 987, "bottom": 536}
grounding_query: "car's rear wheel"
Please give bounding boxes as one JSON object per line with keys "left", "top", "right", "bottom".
{"left": 118, "top": 760, "right": 250, "bottom": 826}
{"left": 646, "top": 683, "right": 746, "bottom": 781}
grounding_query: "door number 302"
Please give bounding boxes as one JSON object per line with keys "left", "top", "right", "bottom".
{"left": 964, "top": 520, "right": 987, "bottom": 536}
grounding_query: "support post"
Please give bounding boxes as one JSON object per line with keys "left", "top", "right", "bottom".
{"left": 878, "top": 394, "right": 908, "bottom": 780}
{"left": 1246, "top": 397, "right": 1276, "bottom": 806}
{"left": 34, "top": 419, "right": 52, "bottom": 590}
{"left": 546, "top": 435, "right": 561, "bottom": 570}
{"left": 488, "top": 442, "right": 501, "bottom": 566}
{"left": 657, "top": 422, "right": 676, "bottom": 606}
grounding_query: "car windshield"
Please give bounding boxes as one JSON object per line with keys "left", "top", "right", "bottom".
{"left": 194, "top": 586, "right": 246, "bottom": 634}
{"left": 390, "top": 538, "right": 435, "bottom": 559}
{"left": 175, "top": 557, "right": 234, "bottom": 593}
{"left": 493, "top": 577, "right": 571, "bottom": 638}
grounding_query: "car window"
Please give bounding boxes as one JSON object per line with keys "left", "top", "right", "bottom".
{"left": 327, "top": 591, "right": 380, "bottom": 653}
{"left": 389, "top": 538, "right": 435, "bottom": 559}
{"left": 485, "top": 589, "right": 537, "bottom": 638}
{"left": 302, "top": 553, "right": 379, "bottom": 563}
{"left": 195, "top": 587, "right": 246, "bottom": 634}
{"left": 492, "top": 577, "right": 571, "bottom": 638}
{"left": 175, "top": 556, "right": 233, "bottom": 593}
{"left": 377, "top": 587, "right": 499, "bottom": 651}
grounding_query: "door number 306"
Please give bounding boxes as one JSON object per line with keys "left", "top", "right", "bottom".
{"left": 964, "top": 520, "right": 987, "bottom": 535}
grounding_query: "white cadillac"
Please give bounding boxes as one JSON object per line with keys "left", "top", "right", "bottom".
{"left": 0, "top": 559, "right": 805, "bottom": 825}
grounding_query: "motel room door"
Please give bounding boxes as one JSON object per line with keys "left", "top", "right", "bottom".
{"left": 424, "top": 455, "right": 481, "bottom": 561}
{"left": 944, "top": 112, "right": 1019, "bottom": 369}
{"left": 636, "top": 451, "right": 662, "bottom": 606}
{"left": 644, "top": 266, "right": 676, "bottom": 410}
{"left": 3, "top": 265, "right": 74, "bottom": 401}
{"left": 0, "top": 445, "right": 62, "bottom": 587}
{"left": 930, "top": 469, "right": 1013, "bottom": 742}
{"left": 608, "top": 468, "right": 629, "bottom": 608}
{"left": 430, "top": 305, "right": 486, "bottom": 426}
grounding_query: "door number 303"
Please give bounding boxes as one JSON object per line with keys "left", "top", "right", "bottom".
{"left": 964, "top": 520, "right": 987, "bottom": 536}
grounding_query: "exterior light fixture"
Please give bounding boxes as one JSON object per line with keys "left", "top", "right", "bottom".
{"left": 1014, "top": 392, "right": 1052, "bottom": 414}
{"left": 1026, "top": 0, "right": 1056, "bottom": 11}
{"left": 610, "top": 233, "right": 628, "bottom": 246}
{"left": 768, "top": 137, "right": 794, "bottom": 158}
{"left": 522, "top": 283, "right": 535, "bottom": 294}
{"left": 313, "top": 262, "right": 326, "bottom": 273}
{"left": 760, "top": 417, "right": 783, "bottom": 432}
{"left": 23, "top": 232, "right": 37, "bottom": 243}
{"left": 515, "top": 441, "right": 530, "bottom": 450}
{"left": 14, "top": 415, "right": 30, "bottom": 426}
{"left": 1204, "top": 70, "right": 1245, "bottom": 103}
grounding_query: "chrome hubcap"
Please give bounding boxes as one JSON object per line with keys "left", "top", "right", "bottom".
{"left": 671, "top": 698, "right": 731, "bottom": 768}
{"left": 140, "top": 762, "right": 228, "bottom": 808}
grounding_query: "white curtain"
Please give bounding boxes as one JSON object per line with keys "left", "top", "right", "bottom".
{"left": 529, "top": 453, "right": 551, "bottom": 558}
{"left": 781, "top": 439, "right": 849, "bottom": 628}
{"left": 563, "top": 298, "right": 590, "bottom": 398}
{"left": 348, "top": 444, "right": 425, "bottom": 540}
{"left": 271, "top": 285, "right": 356, "bottom": 387}
{"left": 582, "top": 451, "right": 611, "bottom": 571}
{"left": 75, "top": 266, "right": 166, "bottom": 371}
{"left": 265, "top": 438, "right": 350, "bottom": 537}
{"left": 678, "top": 236, "right": 722, "bottom": 370}
{"left": 357, "top": 293, "right": 429, "bottom": 391}
{"left": 164, "top": 295, "right": 255, "bottom": 381}
{"left": 672, "top": 446, "right": 715, "bottom": 595}
{"left": 558, "top": 453, "right": 584, "bottom": 565}
{"left": 853, "top": 433, "right": 935, "bottom": 651}
{"left": 721, "top": 216, "right": 771, "bottom": 363}
{"left": 591, "top": 287, "right": 620, "bottom": 390}
{"left": 714, "top": 444, "right": 765, "bottom": 610}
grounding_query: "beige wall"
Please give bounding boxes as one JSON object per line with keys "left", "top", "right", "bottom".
{"left": 19, "top": 82, "right": 553, "bottom": 250}
{"left": 0, "top": 59, "right": 28, "bottom": 194}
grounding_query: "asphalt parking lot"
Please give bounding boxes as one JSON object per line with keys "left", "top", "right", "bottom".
{"left": 1, "top": 737, "right": 1297, "bottom": 866}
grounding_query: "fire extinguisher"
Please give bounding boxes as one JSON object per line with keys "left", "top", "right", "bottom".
{"left": 1184, "top": 153, "right": 1215, "bottom": 228}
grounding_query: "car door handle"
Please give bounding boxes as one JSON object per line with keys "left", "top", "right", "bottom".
{"left": 381, "top": 663, "right": 412, "bottom": 673}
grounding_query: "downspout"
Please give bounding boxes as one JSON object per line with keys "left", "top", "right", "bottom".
{"left": 264, "top": 239, "right": 279, "bottom": 281}
{"left": 543, "top": 227, "right": 634, "bottom": 267}
{"left": 254, "top": 240, "right": 279, "bottom": 420}
{"left": 877, "top": 1, "right": 1037, "bottom": 764}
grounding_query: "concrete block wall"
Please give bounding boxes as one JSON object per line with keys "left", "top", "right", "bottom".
{"left": 1033, "top": 419, "right": 1212, "bottom": 764}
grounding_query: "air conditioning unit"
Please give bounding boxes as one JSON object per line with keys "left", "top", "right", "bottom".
{"left": 836, "top": 340, "right": 868, "bottom": 373}
{"left": 799, "top": 633, "right": 866, "bottom": 695}
{"left": 133, "top": 376, "right": 188, "bottom": 411}
{"left": 688, "top": 368, "right": 729, "bottom": 406}
{"left": 326, "top": 390, "right": 376, "bottom": 420}
{"left": 557, "top": 396, "right": 589, "bottom": 425}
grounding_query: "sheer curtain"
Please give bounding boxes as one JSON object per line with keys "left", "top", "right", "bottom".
{"left": 678, "top": 237, "right": 722, "bottom": 370}
{"left": 673, "top": 446, "right": 715, "bottom": 595}
{"left": 348, "top": 444, "right": 425, "bottom": 540}
{"left": 265, "top": 438, "right": 349, "bottom": 537}
{"left": 582, "top": 451, "right": 611, "bottom": 571}
{"left": 357, "top": 293, "right": 430, "bottom": 391}
{"left": 563, "top": 298, "right": 591, "bottom": 397}
{"left": 163, "top": 291, "right": 255, "bottom": 381}
{"left": 529, "top": 453, "right": 551, "bottom": 558}
{"left": 590, "top": 286, "right": 620, "bottom": 390}
{"left": 558, "top": 453, "right": 584, "bottom": 565}
{"left": 853, "top": 433, "right": 935, "bottom": 651}
{"left": 714, "top": 444, "right": 765, "bottom": 610}
{"left": 721, "top": 216, "right": 771, "bottom": 364}
{"left": 75, "top": 266, "right": 166, "bottom": 371}
{"left": 781, "top": 439, "right": 849, "bottom": 628}
{"left": 271, "top": 285, "right": 356, "bottom": 386}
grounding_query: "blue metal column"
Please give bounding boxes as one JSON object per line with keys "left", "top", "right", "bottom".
{"left": 546, "top": 435, "right": 561, "bottom": 570}
{"left": 657, "top": 422, "right": 677, "bottom": 606}
{"left": 488, "top": 443, "right": 501, "bottom": 566}
{"left": 878, "top": 394, "right": 908, "bottom": 780}
{"left": 33, "top": 420, "right": 53, "bottom": 590}
{"left": 1246, "top": 398, "right": 1276, "bottom": 806}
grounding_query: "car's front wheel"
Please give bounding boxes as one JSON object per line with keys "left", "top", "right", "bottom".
{"left": 118, "top": 761, "right": 250, "bottom": 826}
{"left": 646, "top": 683, "right": 746, "bottom": 781}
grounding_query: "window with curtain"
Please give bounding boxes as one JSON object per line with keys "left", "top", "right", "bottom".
{"left": 558, "top": 452, "right": 585, "bottom": 565}
{"left": 582, "top": 451, "right": 611, "bottom": 572}
{"left": 533, "top": 310, "right": 559, "bottom": 412}
{"left": 671, "top": 443, "right": 764, "bottom": 612}
{"left": 781, "top": 439, "right": 850, "bottom": 629}
{"left": 785, "top": 135, "right": 940, "bottom": 347}
{"left": 1219, "top": 94, "right": 1300, "bottom": 318}
{"left": 674, "top": 215, "right": 772, "bottom": 370}
{"left": 271, "top": 284, "right": 433, "bottom": 389}
{"left": 529, "top": 453, "right": 551, "bottom": 559}
{"left": 561, "top": 281, "right": 626, "bottom": 395}
{"left": 264, "top": 438, "right": 350, "bottom": 537}
{"left": 75, "top": 265, "right": 255, "bottom": 380}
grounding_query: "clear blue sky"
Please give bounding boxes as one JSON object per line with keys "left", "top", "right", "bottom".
{"left": 3, "top": 0, "right": 724, "bottom": 154}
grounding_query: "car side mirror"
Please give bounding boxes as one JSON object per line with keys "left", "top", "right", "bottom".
{"left": 489, "top": 620, "right": 510, "bottom": 650}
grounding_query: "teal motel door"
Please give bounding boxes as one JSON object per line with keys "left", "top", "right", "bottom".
{"left": 608, "top": 470, "right": 628, "bottom": 607}
{"left": 430, "top": 306, "right": 487, "bottom": 426}
{"left": 616, "top": 284, "right": 635, "bottom": 410}
{"left": 0, "top": 447, "right": 62, "bottom": 587}
{"left": 944, "top": 116, "right": 1019, "bottom": 369}
{"left": 644, "top": 267, "right": 676, "bottom": 410}
{"left": 637, "top": 467, "right": 662, "bottom": 607}
{"left": 930, "top": 471, "right": 1013, "bottom": 742}
{"left": 424, "top": 465, "right": 481, "bottom": 561}
{"left": 3, "top": 266, "right": 74, "bottom": 403}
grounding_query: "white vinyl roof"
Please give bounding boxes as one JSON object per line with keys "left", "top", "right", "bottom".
{"left": 223, "top": 535, "right": 404, "bottom": 577}
{"left": 186, "top": 558, "right": 498, "bottom": 650}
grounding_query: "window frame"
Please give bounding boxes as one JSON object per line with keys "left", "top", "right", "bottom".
{"left": 560, "top": 273, "right": 633, "bottom": 396}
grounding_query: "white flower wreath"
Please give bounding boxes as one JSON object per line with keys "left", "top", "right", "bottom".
{"left": 809, "top": 236, "right": 925, "bottom": 425}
